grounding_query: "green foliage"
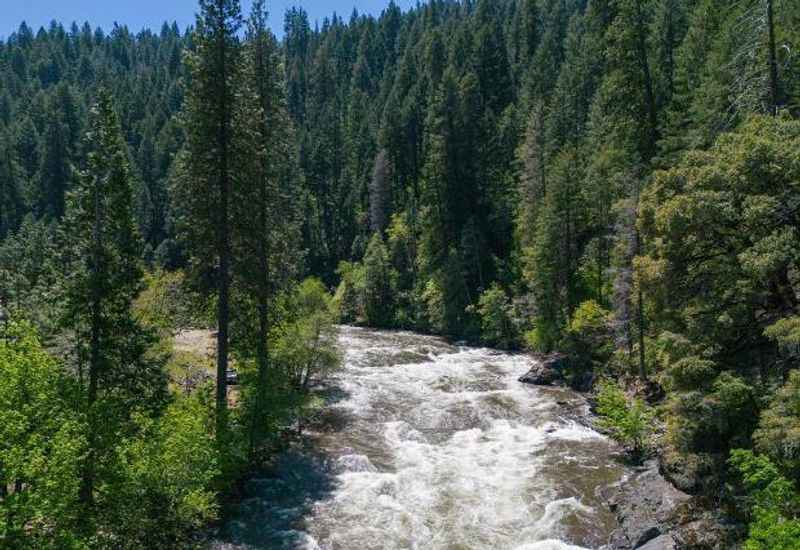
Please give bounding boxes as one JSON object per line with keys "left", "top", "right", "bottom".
{"left": 754, "top": 371, "right": 800, "bottom": 481}
{"left": 362, "top": 233, "right": 395, "bottom": 328}
{"left": 134, "top": 270, "right": 207, "bottom": 333}
{"left": 272, "top": 278, "right": 342, "bottom": 392}
{"left": 476, "top": 284, "right": 515, "bottom": 349}
{"left": 523, "top": 148, "right": 587, "bottom": 352}
{"left": 642, "top": 116, "right": 800, "bottom": 367}
{"left": 568, "top": 300, "right": 611, "bottom": 337}
{"left": 0, "top": 216, "right": 62, "bottom": 337}
{"left": 668, "top": 371, "right": 756, "bottom": 453}
{"left": 765, "top": 317, "right": 800, "bottom": 348}
{"left": 595, "top": 380, "right": 654, "bottom": 457}
{"left": 640, "top": 115, "right": 799, "bottom": 503}
{"left": 729, "top": 450, "right": 800, "bottom": 550}
{"left": 108, "top": 390, "right": 220, "bottom": 548}
{"left": 664, "top": 356, "right": 718, "bottom": 392}
{"left": 0, "top": 322, "right": 86, "bottom": 548}
{"left": 334, "top": 261, "right": 365, "bottom": 324}
{"left": 421, "top": 278, "right": 447, "bottom": 335}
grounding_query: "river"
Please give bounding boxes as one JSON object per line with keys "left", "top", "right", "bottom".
{"left": 213, "top": 326, "right": 627, "bottom": 550}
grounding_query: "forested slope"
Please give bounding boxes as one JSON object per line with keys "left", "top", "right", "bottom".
{"left": 1, "top": 0, "right": 800, "bottom": 547}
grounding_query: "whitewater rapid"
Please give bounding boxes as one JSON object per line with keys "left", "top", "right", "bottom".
{"left": 214, "top": 327, "right": 626, "bottom": 550}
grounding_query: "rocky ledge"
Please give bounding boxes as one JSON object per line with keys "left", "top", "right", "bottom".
{"left": 519, "top": 360, "right": 742, "bottom": 549}
{"left": 517, "top": 353, "right": 568, "bottom": 386}
{"left": 604, "top": 460, "right": 741, "bottom": 549}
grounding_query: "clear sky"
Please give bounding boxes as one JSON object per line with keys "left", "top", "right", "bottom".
{"left": 1, "top": 0, "right": 418, "bottom": 40}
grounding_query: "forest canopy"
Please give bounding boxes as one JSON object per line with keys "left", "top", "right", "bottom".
{"left": 1, "top": 0, "right": 799, "bottom": 547}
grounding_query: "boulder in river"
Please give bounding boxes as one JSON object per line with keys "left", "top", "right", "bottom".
{"left": 518, "top": 353, "right": 568, "bottom": 386}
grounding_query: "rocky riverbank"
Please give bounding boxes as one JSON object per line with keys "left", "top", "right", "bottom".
{"left": 603, "top": 461, "right": 741, "bottom": 549}
{"left": 519, "top": 360, "right": 743, "bottom": 549}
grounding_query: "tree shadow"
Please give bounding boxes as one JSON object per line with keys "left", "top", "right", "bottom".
{"left": 215, "top": 386, "right": 356, "bottom": 549}
{"left": 217, "top": 445, "right": 339, "bottom": 549}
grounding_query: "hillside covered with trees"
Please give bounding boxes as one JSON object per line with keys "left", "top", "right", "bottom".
{"left": 1, "top": 0, "right": 800, "bottom": 548}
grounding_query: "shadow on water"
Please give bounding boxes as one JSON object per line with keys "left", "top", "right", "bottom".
{"left": 219, "top": 447, "right": 339, "bottom": 549}
{"left": 215, "top": 386, "right": 355, "bottom": 549}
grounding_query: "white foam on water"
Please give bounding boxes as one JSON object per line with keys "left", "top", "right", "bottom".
{"left": 276, "top": 530, "right": 321, "bottom": 550}
{"left": 225, "top": 327, "right": 624, "bottom": 549}
{"left": 542, "top": 421, "right": 608, "bottom": 442}
{"left": 334, "top": 454, "right": 378, "bottom": 473}
{"left": 514, "top": 541, "right": 589, "bottom": 550}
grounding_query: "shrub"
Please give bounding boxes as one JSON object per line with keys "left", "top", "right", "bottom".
{"left": 729, "top": 449, "right": 800, "bottom": 550}
{"left": 564, "top": 300, "right": 612, "bottom": 369}
{"left": 665, "top": 356, "right": 717, "bottom": 391}
{"left": 754, "top": 371, "right": 800, "bottom": 481}
{"left": 333, "top": 261, "right": 365, "bottom": 324}
{"left": 273, "top": 278, "right": 342, "bottom": 391}
{"left": 0, "top": 323, "right": 87, "bottom": 548}
{"left": 595, "top": 380, "right": 654, "bottom": 457}
{"left": 422, "top": 279, "right": 446, "bottom": 334}
{"left": 666, "top": 371, "right": 757, "bottom": 456}
{"left": 476, "top": 284, "right": 515, "bottom": 349}
{"left": 107, "top": 390, "right": 220, "bottom": 548}
{"left": 134, "top": 269, "right": 208, "bottom": 332}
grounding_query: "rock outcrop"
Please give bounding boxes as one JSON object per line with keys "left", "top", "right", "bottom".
{"left": 606, "top": 460, "right": 692, "bottom": 549}
{"left": 518, "top": 353, "right": 568, "bottom": 386}
{"left": 605, "top": 460, "right": 742, "bottom": 549}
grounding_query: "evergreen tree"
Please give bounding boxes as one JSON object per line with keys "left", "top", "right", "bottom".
{"left": 174, "top": 0, "right": 242, "bottom": 441}
{"left": 0, "top": 137, "right": 23, "bottom": 238}
{"left": 363, "top": 232, "right": 394, "bottom": 327}
{"left": 232, "top": 0, "right": 301, "bottom": 460}
{"left": 61, "top": 89, "right": 166, "bottom": 509}
{"left": 37, "top": 111, "right": 71, "bottom": 220}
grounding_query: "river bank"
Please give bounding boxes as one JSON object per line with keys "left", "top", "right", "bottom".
{"left": 518, "top": 360, "right": 743, "bottom": 549}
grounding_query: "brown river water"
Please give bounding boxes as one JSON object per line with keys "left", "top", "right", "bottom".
{"left": 212, "top": 326, "right": 628, "bottom": 550}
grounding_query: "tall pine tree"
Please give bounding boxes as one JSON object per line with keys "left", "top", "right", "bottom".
{"left": 61, "top": 89, "right": 166, "bottom": 508}
{"left": 174, "top": 0, "right": 242, "bottom": 440}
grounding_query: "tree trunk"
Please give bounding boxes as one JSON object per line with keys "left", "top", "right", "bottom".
{"left": 766, "top": 0, "right": 779, "bottom": 114}
{"left": 249, "top": 192, "right": 270, "bottom": 458}
{"left": 215, "top": 0, "right": 231, "bottom": 441}
{"left": 635, "top": 0, "right": 659, "bottom": 159}
{"left": 81, "top": 174, "right": 103, "bottom": 507}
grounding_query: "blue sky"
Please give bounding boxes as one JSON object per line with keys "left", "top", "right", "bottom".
{"left": 2, "top": 0, "right": 418, "bottom": 40}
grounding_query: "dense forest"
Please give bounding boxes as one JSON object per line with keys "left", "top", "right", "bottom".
{"left": 1, "top": 0, "right": 800, "bottom": 547}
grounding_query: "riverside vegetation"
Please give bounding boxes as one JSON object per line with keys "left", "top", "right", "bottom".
{"left": 1, "top": 0, "right": 799, "bottom": 548}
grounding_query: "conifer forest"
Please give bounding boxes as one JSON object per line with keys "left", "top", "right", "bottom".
{"left": 1, "top": 0, "right": 800, "bottom": 548}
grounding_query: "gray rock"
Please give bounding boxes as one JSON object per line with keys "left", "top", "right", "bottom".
{"left": 607, "top": 461, "right": 692, "bottom": 549}
{"left": 672, "top": 517, "right": 744, "bottom": 549}
{"left": 518, "top": 353, "right": 568, "bottom": 386}
{"left": 636, "top": 534, "right": 676, "bottom": 550}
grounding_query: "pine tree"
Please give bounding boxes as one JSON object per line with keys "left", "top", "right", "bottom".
{"left": 37, "top": 112, "right": 71, "bottom": 220}
{"left": 175, "top": 0, "right": 242, "bottom": 441}
{"left": 369, "top": 149, "right": 392, "bottom": 233}
{"left": 61, "top": 89, "right": 166, "bottom": 508}
{"left": 0, "top": 137, "right": 23, "bottom": 238}
{"left": 363, "top": 232, "right": 394, "bottom": 327}
{"left": 232, "top": 0, "right": 301, "bottom": 460}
